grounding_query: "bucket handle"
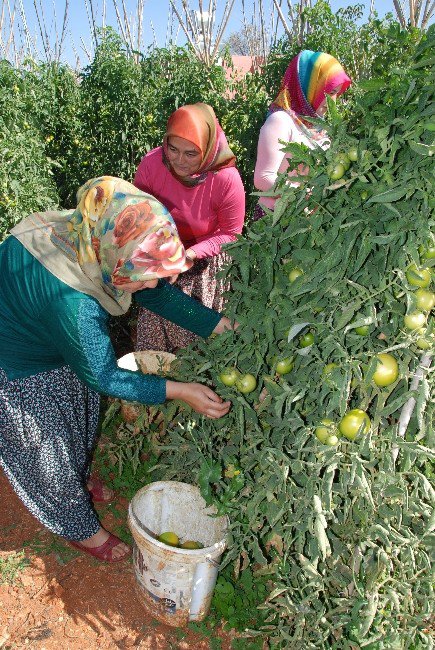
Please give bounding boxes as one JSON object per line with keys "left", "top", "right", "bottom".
{"left": 206, "top": 556, "right": 221, "bottom": 569}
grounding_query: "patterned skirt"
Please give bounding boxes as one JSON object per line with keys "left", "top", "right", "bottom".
{"left": 136, "top": 252, "right": 230, "bottom": 353}
{"left": 0, "top": 366, "right": 101, "bottom": 541}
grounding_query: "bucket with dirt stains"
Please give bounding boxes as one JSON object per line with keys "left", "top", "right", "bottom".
{"left": 128, "top": 481, "right": 228, "bottom": 627}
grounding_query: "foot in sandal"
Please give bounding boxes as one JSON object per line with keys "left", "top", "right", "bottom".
{"left": 69, "top": 527, "right": 131, "bottom": 562}
{"left": 86, "top": 477, "right": 115, "bottom": 503}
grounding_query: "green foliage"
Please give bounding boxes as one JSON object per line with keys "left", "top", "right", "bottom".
{"left": 0, "top": 60, "right": 59, "bottom": 239}
{"left": 95, "top": 398, "right": 161, "bottom": 499}
{"left": 263, "top": 2, "right": 422, "bottom": 116}
{"left": 0, "top": 550, "right": 30, "bottom": 584}
{"left": 211, "top": 566, "right": 269, "bottom": 635}
{"left": 156, "top": 29, "right": 435, "bottom": 646}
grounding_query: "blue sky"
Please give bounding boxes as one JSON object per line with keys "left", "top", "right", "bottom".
{"left": 14, "top": 1, "right": 403, "bottom": 65}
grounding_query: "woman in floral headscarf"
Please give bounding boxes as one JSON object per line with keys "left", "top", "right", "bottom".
{"left": 253, "top": 50, "right": 352, "bottom": 219}
{"left": 0, "top": 177, "right": 234, "bottom": 563}
{"left": 134, "top": 102, "right": 245, "bottom": 353}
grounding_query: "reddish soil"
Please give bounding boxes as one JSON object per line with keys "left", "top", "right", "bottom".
{"left": 0, "top": 469, "right": 233, "bottom": 650}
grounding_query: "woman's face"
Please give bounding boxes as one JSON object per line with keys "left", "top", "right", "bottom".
{"left": 119, "top": 278, "right": 159, "bottom": 293}
{"left": 166, "top": 136, "right": 202, "bottom": 178}
{"left": 316, "top": 85, "right": 343, "bottom": 117}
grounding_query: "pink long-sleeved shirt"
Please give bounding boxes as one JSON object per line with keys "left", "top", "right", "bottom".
{"left": 134, "top": 147, "right": 245, "bottom": 259}
{"left": 254, "top": 111, "right": 329, "bottom": 210}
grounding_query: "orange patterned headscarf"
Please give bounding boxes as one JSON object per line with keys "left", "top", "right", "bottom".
{"left": 163, "top": 103, "right": 236, "bottom": 187}
{"left": 11, "top": 177, "right": 192, "bottom": 315}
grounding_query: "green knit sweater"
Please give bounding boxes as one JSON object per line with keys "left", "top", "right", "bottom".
{"left": 0, "top": 236, "right": 221, "bottom": 404}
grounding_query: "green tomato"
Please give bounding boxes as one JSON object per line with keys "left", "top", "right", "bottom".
{"left": 323, "top": 362, "right": 338, "bottom": 375}
{"left": 235, "top": 373, "right": 257, "bottom": 394}
{"left": 328, "top": 162, "right": 345, "bottom": 181}
{"left": 325, "top": 434, "right": 339, "bottom": 446}
{"left": 276, "top": 357, "right": 294, "bottom": 375}
{"left": 314, "top": 419, "right": 336, "bottom": 444}
{"left": 419, "top": 245, "right": 435, "bottom": 261}
{"left": 347, "top": 147, "right": 358, "bottom": 162}
{"left": 414, "top": 288, "right": 435, "bottom": 312}
{"left": 415, "top": 329, "right": 433, "bottom": 350}
{"left": 406, "top": 264, "right": 432, "bottom": 288}
{"left": 339, "top": 409, "right": 371, "bottom": 441}
{"left": 372, "top": 353, "right": 399, "bottom": 387}
{"left": 299, "top": 332, "right": 315, "bottom": 348}
{"left": 219, "top": 367, "right": 240, "bottom": 387}
{"left": 288, "top": 267, "right": 304, "bottom": 283}
{"left": 404, "top": 311, "right": 427, "bottom": 330}
{"left": 158, "top": 531, "right": 179, "bottom": 547}
{"left": 335, "top": 152, "right": 351, "bottom": 170}
{"left": 360, "top": 190, "right": 369, "bottom": 201}
{"left": 355, "top": 325, "right": 370, "bottom": 336}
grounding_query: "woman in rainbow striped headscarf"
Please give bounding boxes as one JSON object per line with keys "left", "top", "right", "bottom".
{"left": 253, "top": 50, "right": 351, "bottom": 220}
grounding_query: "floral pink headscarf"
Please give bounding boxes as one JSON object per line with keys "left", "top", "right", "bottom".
{"left": 11, "top": 176, "right": 192, "bottom": 315}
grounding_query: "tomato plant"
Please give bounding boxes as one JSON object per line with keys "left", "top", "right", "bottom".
{"left": 142, "top": 28, "right": 435, "bottom": 647}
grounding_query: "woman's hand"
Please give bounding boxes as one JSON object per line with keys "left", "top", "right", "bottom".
{"left": 213, "top": 316, "right": 240, "bottom": 334}
{"left": 166, "top": 381, "right": 231, "bottom": 418}
{"left": 185, "top": 248, "right": 197, "bottom": 261}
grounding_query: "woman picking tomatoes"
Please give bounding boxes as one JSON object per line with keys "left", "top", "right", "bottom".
{"left": 253, "top": 50, "right": 352, "bottom": 220}
{"left": 0, "top": 176, "right": 235, "bottom": 563}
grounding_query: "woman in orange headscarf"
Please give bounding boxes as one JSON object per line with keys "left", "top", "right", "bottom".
{"left": 134, "top": 103, "right": 245, "bottom": 353}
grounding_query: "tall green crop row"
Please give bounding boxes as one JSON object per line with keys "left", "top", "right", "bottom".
{"left": 157, "top": 29, "right": 434, "bottom": 647}
{"left": 0, "top": 60, "right": 60, "bottom": 239}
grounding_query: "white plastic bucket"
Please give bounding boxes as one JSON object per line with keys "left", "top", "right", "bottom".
{"left": 128, "top": 481, "right": 228, "bottom": 627}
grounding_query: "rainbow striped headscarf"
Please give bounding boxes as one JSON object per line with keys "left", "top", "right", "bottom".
{"left": 268, "top": 50, "right": 352, "bottom": 120}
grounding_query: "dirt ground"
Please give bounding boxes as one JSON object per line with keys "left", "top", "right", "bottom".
{"left": 0, "top": 469, "right": 233, "bottom": 650}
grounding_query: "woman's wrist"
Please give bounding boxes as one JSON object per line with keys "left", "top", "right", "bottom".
{"left": 166, "top": 380, "right": 186, "bottom": 401}
{"left": 212, "top": 316, "right": 239, "bottom": 334}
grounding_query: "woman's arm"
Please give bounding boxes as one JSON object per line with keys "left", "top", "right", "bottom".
{"left": 39, "top": 296, "right": 231, "bottom": 417}
{"left": 135, "top": 279, "right": 227, "bottom": 337}
{"left": 254, "top": 111, "right": 293, "bottom": 192}
{"left": 40, "top": 296, "right": 167, "bottom": 404}
{"left": 188, "top": 169, "right": 245, "bottom": 259}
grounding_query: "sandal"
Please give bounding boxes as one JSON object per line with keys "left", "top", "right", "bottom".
{"left": 69, "top": 533, "right": 131, "bottom": 563}
{"left": 87, "top": 477, "right": 115, "bottom": 503}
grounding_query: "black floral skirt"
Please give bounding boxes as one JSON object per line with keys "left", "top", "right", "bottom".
{"left": 0, "top": 366, "right": 101, "bottom": 541}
